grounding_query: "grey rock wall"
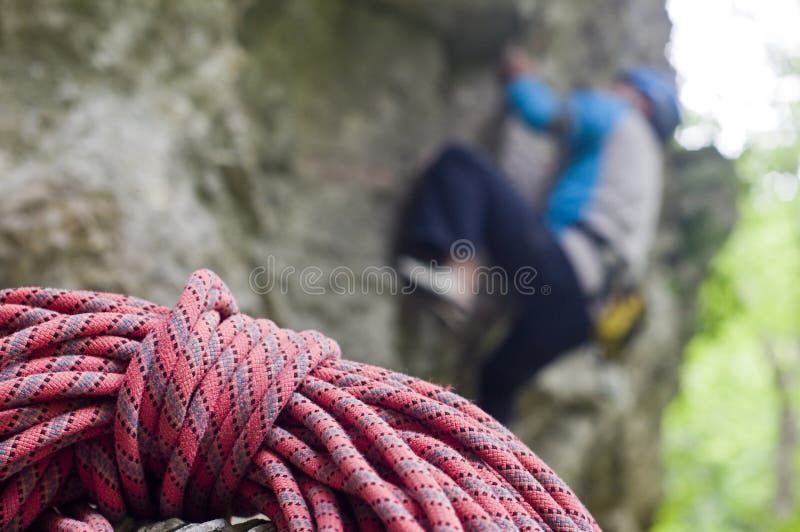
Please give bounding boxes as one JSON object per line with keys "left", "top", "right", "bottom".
{"left": 0, "top": 1, "right": 736, "bottom": 530}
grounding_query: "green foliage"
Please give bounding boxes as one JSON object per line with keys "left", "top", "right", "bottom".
{"left": 653, "top": 143, "right": 800, "bottom": 530}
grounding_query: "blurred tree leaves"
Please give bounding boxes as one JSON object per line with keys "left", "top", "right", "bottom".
{"left": 654, "top": 7, "right": 800, "bottom": 524}
{"left": 654, "top": 142, "right": 800, "bottom": 530}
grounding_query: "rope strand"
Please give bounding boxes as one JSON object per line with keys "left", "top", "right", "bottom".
{"left": 0, "top": 269, "right": 600, "bottom": 531}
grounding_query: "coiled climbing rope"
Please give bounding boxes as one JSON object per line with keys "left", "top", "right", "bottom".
{"left": 0, "top": 269, "right": 600, "bottom": 531}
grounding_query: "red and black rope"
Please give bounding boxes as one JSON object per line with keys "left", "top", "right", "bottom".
{"left": 0, "top": 269, "right": 599, "bottom": 531}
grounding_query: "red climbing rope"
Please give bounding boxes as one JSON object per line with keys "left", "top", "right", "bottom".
{"left": 0, "top": 269, "right": 600, "bottom": 531}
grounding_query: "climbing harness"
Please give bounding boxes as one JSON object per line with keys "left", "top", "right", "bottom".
{"left": 574, "top": 223, "right": 648, "bottom": 357}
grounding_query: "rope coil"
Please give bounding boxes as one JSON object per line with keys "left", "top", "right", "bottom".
{"left": 0, "top": 269, "right": 600, "bottom": 531}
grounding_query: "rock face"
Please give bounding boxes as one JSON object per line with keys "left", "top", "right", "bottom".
{"left": 0, "top": 1, "right": 736, "bottom": 531}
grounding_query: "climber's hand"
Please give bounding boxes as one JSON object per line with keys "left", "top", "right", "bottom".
{"left": 501, "top": 46, "right": 536, "bottom": 82}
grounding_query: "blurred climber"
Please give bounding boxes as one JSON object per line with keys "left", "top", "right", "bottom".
{"left": 395, "top": 47, "right": 681, "bottom": 424}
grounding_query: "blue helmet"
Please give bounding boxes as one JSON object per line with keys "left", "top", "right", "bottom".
{"left": 618, "top": 66, "right": 681, "bottom": 142}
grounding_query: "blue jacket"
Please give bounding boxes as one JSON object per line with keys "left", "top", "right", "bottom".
{"left": 507, "top": 75, "right": 663, "bottom": 294}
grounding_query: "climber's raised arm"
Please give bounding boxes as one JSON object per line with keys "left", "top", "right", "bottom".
{"left": 502, "top": 48, "right": 566, "bottom": 133}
